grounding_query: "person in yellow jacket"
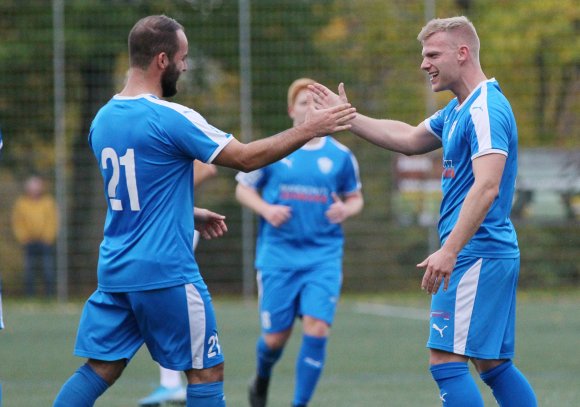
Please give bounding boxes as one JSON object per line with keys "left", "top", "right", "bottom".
{"left": 11, "top": 175, "right": 58, "bottom": 297}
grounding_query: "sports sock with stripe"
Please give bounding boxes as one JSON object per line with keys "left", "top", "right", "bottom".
{"left": 293, "top": 335, "right": 327, "bottom": 406}
{"left": 430, "top": 362, "right": 484, "bottom": 407}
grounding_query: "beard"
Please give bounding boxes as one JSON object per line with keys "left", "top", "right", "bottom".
{"left": 161, "top": 61, "right": 180, "bottom": 98}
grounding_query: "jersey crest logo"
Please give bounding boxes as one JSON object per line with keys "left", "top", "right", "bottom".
{"left": 442, "top": 160, "right": 455, "bottom": 179}
{"left": 317, "top": 157, "right": 333, "bottom": 174}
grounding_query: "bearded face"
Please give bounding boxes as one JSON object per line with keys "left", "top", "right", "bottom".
{"left": 161, "top": 60, "right": 181, "bottom": 98}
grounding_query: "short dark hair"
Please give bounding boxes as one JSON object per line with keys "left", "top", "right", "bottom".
{"left": 128, "top": 15, "right": 184, "bottom": 69}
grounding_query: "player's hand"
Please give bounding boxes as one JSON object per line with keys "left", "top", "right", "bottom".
{"left": 263, "top": 204, "right": 292, "bottom": 227}
{"left": 303, "top": 90, "right": 356, "bottom": 136}
{"left": 194, "top": 207, "right": 228, "bottom": 239}
{"left": 417, "top": 248, "right": 457, "bottom": 294}
{"left": 309, "top": 82, "right": 349, "bottom": 110}
{"left": 325, "top": 193, "right": 349, "bottom": 224}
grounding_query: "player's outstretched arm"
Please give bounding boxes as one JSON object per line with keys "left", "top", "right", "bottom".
{"left": 194, "top": 207, "right": 228, "bottom": 240}
{"left": 310, "top": 82, "right": 441, "bottom": 156}
{"left": 213, "top": 94, "right": 356, "bottom": 172}
{"left": 235, "top": 183, "right": 291, "bottom": 227}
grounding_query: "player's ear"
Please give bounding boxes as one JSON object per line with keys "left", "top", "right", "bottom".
{"left": 156, "top": 52, "right": 169, "bottom": 69}
{"left": 457, "top": 45, "right": 469, "bottom": 63}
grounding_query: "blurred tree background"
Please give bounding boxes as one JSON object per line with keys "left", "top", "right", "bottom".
{"left": 0, "top": 0, "right": 578, "bottom": 297}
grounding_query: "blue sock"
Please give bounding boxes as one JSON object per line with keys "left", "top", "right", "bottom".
{"left": 256, "top": 336, "right": 283, "bottom": 378}
{"left": 53, "top": 364, "right": 109, "bottom": 406}
{"left": 480, "top": 360, "right": 537, "bottom": 407}
{"left": 293, "top": 335, "right": 327, "bottom": 406}
{"left": 430, "top": 362, "right": 483, "bottom": 407}
{"left": 186, "top": 382, "right": 226, "bottom": 407}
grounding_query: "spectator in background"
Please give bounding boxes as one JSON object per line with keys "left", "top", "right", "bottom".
{"left": 11, "top": 175, "right": 58, "bottom": 297}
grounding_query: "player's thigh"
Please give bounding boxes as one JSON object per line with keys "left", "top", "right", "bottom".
{"left": 299, "top": 266, "right": 342, "bottom": 326}
{"left": 75, "top": 290, "right": 143, "bottom": 361}
{"left": 129, "top": 281, "right": 224, "bottom": 371}
{"left": 428, "top": 256, "right": 519, "bottom": 359}
{"left": 257, "top": 268, "right": 303, "bottom": 333}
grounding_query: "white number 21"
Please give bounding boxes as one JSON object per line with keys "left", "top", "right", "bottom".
{"left": 101, "top": 147, "right": 141, "bottom": 211}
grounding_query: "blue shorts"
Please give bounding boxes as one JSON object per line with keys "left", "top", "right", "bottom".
{"left": 427, "top": 256, "right": 519, "bottom": 359}
{"left": 257, "top": 266, "right": 342, "bottom": 333}
{"left": 74, "top": 281, "right": 224, "bottom": 370}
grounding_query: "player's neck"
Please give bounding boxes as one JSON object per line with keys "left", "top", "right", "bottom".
{"left": 118, "top": 68, "right": 162, "bottom": 98}
{"left": 455, "top": 70, "right": 488, "bottom": 104}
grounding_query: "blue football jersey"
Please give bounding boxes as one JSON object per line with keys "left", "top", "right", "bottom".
{"left": 236, "top": 136, "right": 361, "bottom": 269}
{"left": 424, "top": 79, "right": 519, "bottom": 257}
{"left": 89, "top": 94, "right": 232, "bottom": 292}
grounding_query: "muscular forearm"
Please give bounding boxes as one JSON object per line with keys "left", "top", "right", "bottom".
{"left": 350, "top": 114, "right": 440, "bottom": 156}
{"left": 219, "top": 124, "right": 317, "bottom": 172}
{"left": 442, "top": 182, "right": 497, "bottom": 255}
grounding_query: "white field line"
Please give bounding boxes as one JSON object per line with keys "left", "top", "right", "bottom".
{"left": 353, "top": 302, "right": 429, "bottom": 321}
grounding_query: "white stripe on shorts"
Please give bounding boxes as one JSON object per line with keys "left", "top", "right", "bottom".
{"left": 186, "top": 284, "right": 206, "bottom": 369}
{"left": 453, "top": 258, "right": 482, "bottom": 355}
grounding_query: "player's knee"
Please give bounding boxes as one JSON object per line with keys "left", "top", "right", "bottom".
{"left": 87, "top": 358, "right": 126, "bottom": 385}
{"left": 303, "top": 316, "right": 330, "bottom": 337}
{"left": 428, "top": 349, "right": 467, "bottom": 366}
{"left": 186, "top": 362, "right": 225, "bottom": 384}
{"left": 471, "top": 358, "right": 507, "bottom": 374}
{"left": 264, "top": 330, "right": 291, "bottom": 349}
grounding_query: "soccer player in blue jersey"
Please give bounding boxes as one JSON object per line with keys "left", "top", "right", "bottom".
{"left": 311, "top": 16, "right": 537, "bottom": 407}
{"left": 139, "top": 161, "right": 218, "bottom": 407}
{"left": 237, "top": 78, "right": 364, "bottom": 407}
{"left": 53, "top": 15, "right": 355, "bottom": 407}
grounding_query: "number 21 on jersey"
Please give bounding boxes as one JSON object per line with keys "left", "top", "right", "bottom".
{"left": 101, "top": 147, "right": 141, "bottom": 211}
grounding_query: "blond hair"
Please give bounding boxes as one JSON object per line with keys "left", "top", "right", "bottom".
{"left": 287, "top": 78, "right": 315, "bottom": 108}
{"left": 417, "top": 16, "right": 480, "bottom": 61}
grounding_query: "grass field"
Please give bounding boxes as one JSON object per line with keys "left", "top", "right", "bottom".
{"left": 1, "top": 290, "right": 579, "bottom": 406}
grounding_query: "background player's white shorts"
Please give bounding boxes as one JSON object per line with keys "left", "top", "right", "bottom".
{"left": 427, "top": 256, "right": 519, "bottom": 359}
{"left": 74, "top": 280, "right": 224, "bottom": 370}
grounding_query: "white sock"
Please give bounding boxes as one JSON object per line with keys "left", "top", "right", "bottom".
{"left": 159, "top": 365, "right": 183, "bottom": 388}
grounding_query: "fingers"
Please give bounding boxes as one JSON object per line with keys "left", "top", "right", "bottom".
{"left": 332, "top": 124, "right": 353, "bottom": 133}
{"left": 200, "top": 219, "right": 228, "bottom": 240}
{"left": 329, "top": 103, "right": 354, "bottom": 114}
{"left": 308, "top": 83, "right": 330, "bottom": 97}
{"left": 331, "top": 108, "right": 357, "bottom": 130}
{"left": 307, "top": 89, "right": 314, "bottom": 106}
{"left": 331, "top": 192, "right": 341, "bottom": 203}
{"left": 417, "top": 257, "right": 429, "bottom": 268}
{"left": 421, "top": 270, "right": 431, "bottom": 292}
{"left": 338, "top": 82, "right": 348, "bottom": 102}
